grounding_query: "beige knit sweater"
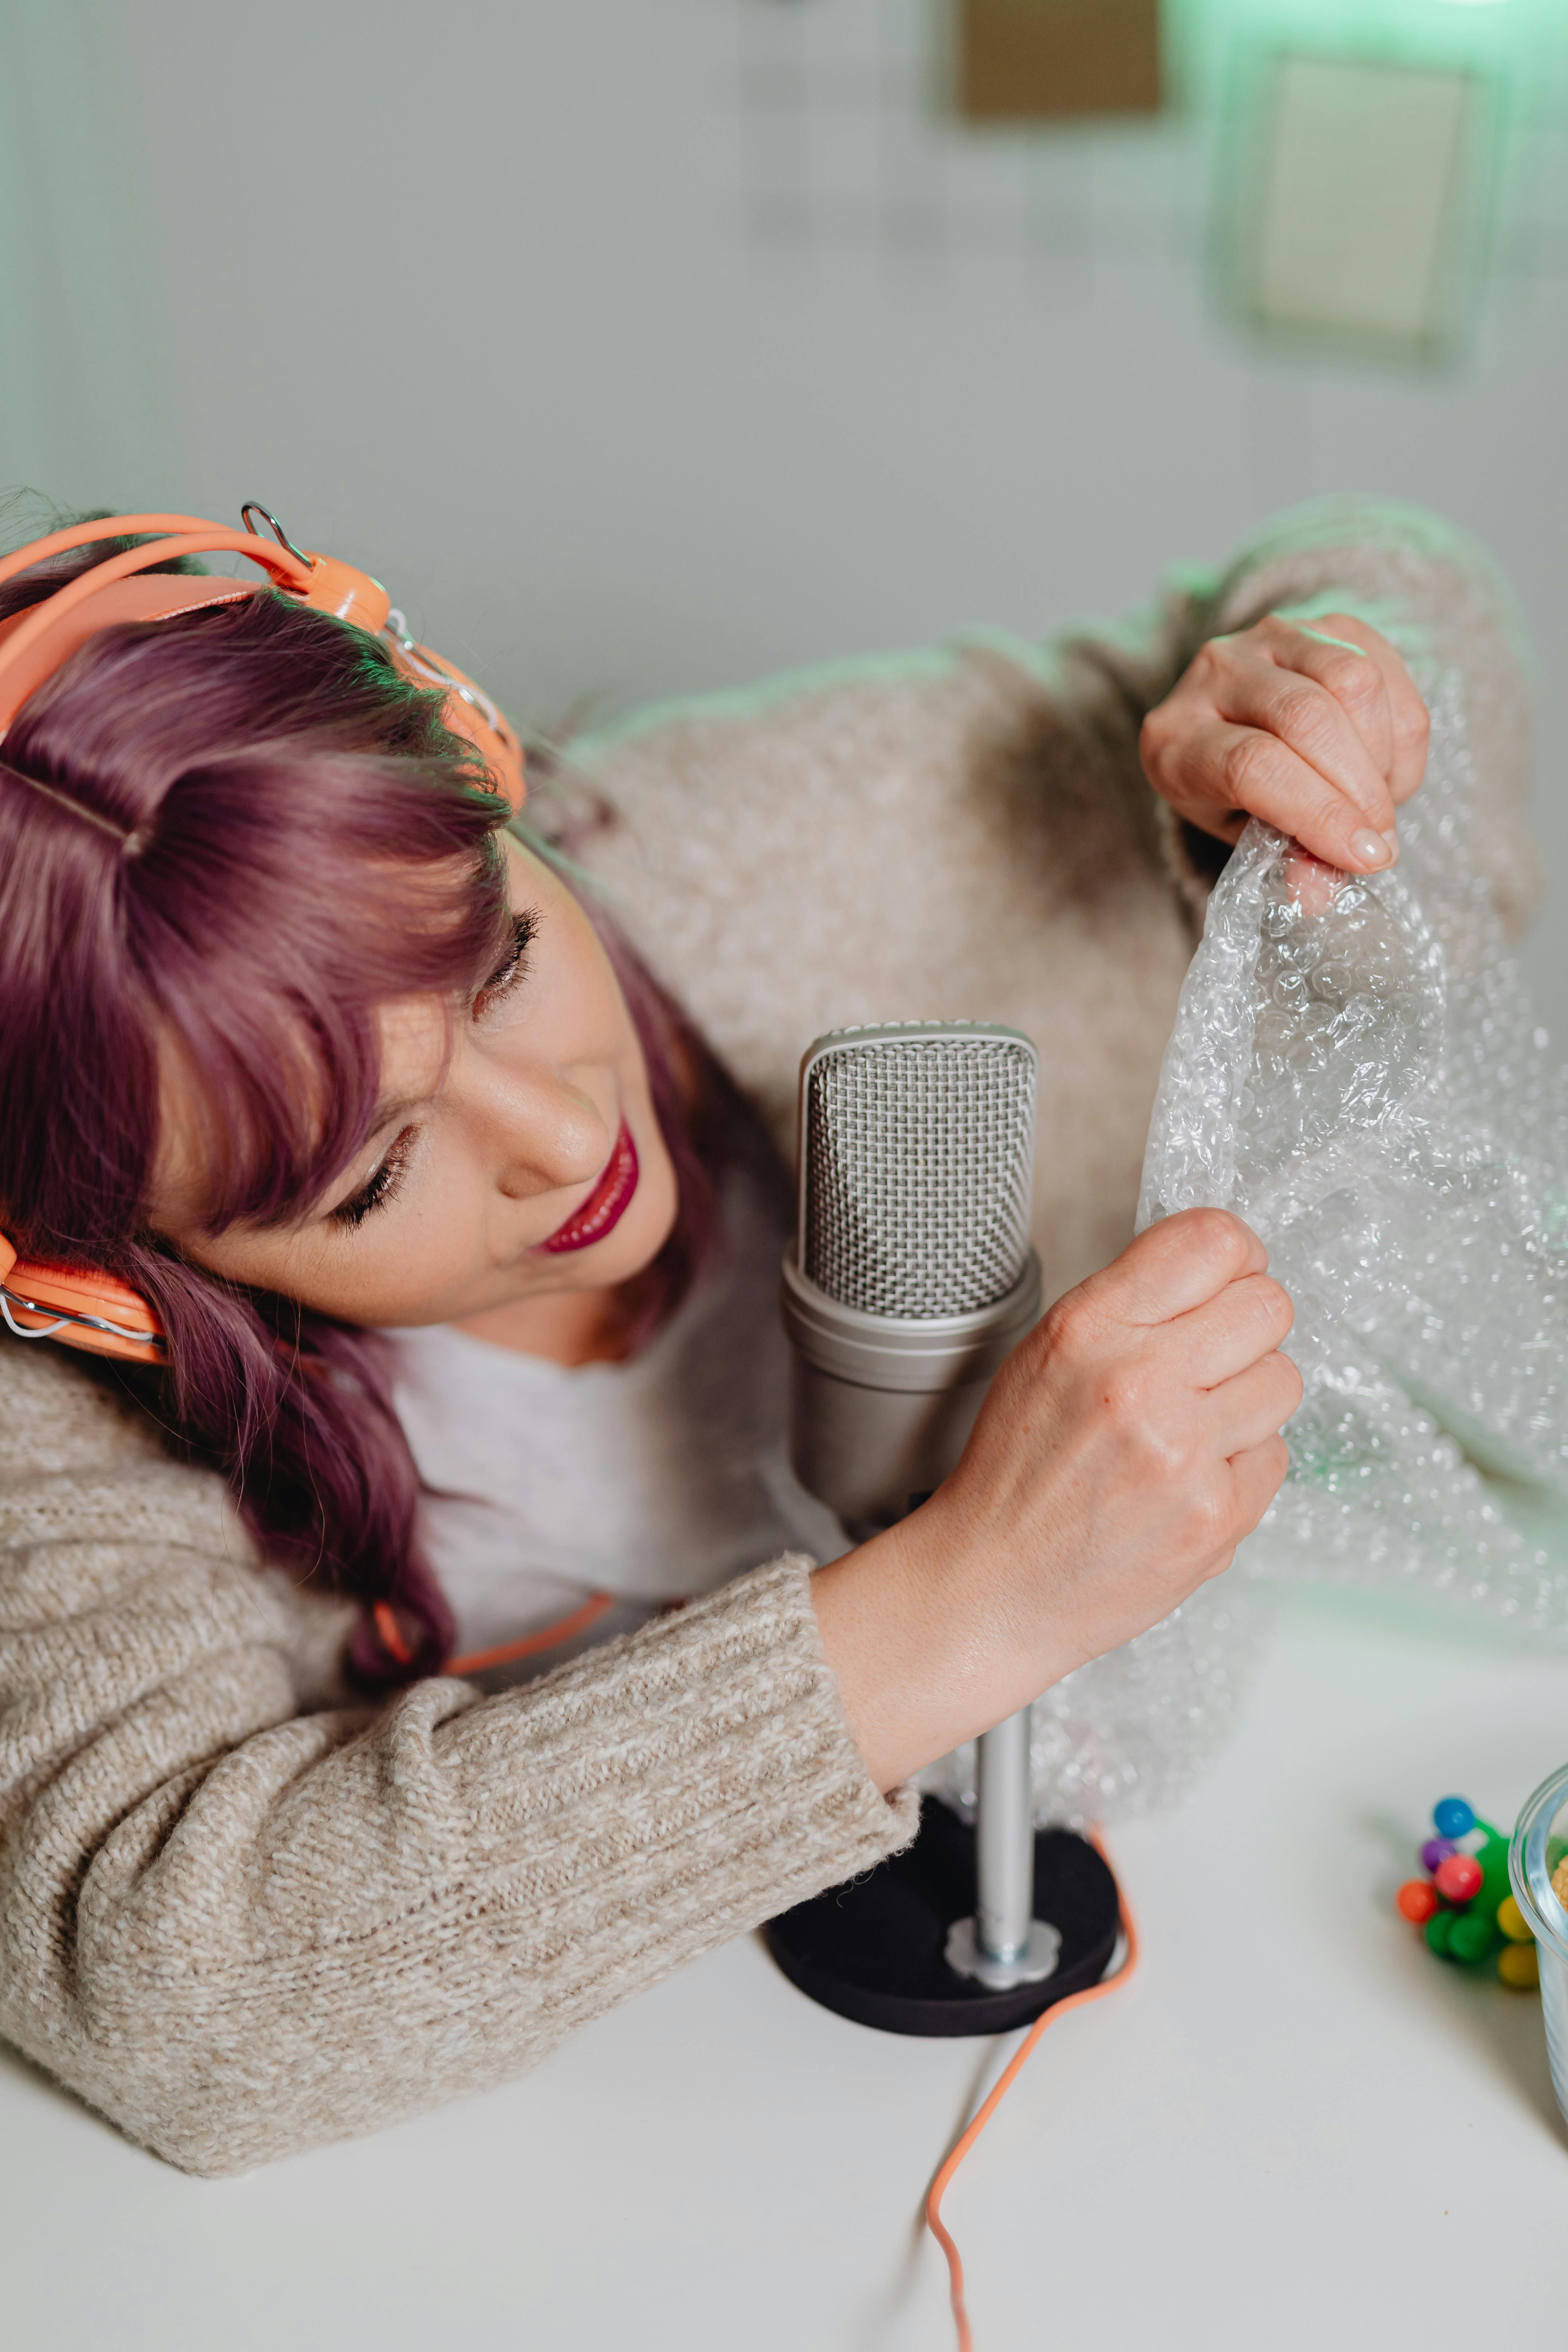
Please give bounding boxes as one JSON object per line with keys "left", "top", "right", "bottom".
{"left": 0, "top": 499, "right": 1537, "bottom": 2175}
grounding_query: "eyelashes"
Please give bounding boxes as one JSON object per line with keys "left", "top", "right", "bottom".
{"left": 332, "top": 1127, "right": 416, "bottom": 1230}
{"left": 473, "top": 909, "right": 539, "bottom": 1015}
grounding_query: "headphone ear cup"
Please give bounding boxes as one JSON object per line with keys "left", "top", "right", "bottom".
{"left": 384, "top": 636, "right": 526, "bottom": 813}
{"left": 296, "top": 551, "right": 392, "bottom": 635}
{"left": 0, "top": 1254, "right": 165, "bottom": 1365}
{"left": 445, "top": 694, "right": 526, "bottom": 815}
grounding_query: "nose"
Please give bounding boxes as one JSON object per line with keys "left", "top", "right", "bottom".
{"left": 487, "top": 1065, "right": 612, "bottom": 1202}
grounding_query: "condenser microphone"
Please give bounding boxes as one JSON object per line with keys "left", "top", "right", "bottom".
{"left": 768, "top": 1020, "right": 1122, "bottom": 2034}
{"left": 780, "top": 1020, "right": 1043, "bottom": 1538}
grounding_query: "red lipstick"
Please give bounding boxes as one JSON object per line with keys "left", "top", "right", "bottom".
{"left": 541, "top": 1122, "right": 639, "bottom": 1254}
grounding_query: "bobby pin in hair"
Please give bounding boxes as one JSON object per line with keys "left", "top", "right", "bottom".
{"left": 0, "top": 762, "right": 147, "bottom": 856}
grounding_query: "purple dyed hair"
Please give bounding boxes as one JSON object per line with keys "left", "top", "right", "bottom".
{"left": 0, "top": 516, "right": 775, "bottom": 1686}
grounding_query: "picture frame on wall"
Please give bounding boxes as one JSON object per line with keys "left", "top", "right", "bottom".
{"left": 1214, "top": 48, "right": 1495, "bottom": 369}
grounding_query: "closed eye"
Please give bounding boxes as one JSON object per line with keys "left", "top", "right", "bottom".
{"left": 474, "top": 910, "right": 538, "bottom": 1016}
{"left": 332, "top": 1125, "right": 417, "bottom": 1230}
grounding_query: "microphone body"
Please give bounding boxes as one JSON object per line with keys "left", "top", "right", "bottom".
{"left": 782, "top": 1017, "right": 1042, "bottom": 1533}
{"left": 781, "top": 1248, "right": 1039, "bottom": 1538}
{"left": 781, "top": 1021, "right": 1058, "bottom": 1988}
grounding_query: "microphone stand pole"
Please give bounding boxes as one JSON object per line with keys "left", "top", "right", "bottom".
{"left": 944, "top": 1707, "right": 1061, "bottom": 1990}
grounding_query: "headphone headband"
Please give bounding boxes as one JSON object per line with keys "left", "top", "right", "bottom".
{"left": 0, "top": 504, "right": 528, "bottom": 1368}
{"left": 0, "top": 506, "right": 524, "bottom": 810}
{"left": 0, "top": 511, "right": 306, "bottom": 592}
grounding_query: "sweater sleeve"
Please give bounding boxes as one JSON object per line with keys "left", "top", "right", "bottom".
{"left": 0, "top": 1344, "right": 917, "bottom": 2177}
{"left": 1053, "top": 495, "right": 1541, "bottom": 939}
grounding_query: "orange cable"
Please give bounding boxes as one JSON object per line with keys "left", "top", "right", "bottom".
{"left": 371, "top": 1599, "right": 415, "bottom": 1666}
{"left": 370, "top": 1591, "right": 615, "bottom": 1678}
{"left": 445, "top": 1592, "right": 614, "bottom": 1678}
{"left": 924, "top": 1832, "right": 1139, "bottom": 2352}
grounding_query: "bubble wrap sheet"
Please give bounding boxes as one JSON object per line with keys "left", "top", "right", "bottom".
{"left": 922, "top": 672, "right": 1568, "bottom": 1828}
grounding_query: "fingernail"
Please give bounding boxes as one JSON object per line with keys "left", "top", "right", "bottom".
{"left": 1381, "top": 828, "right": 1399, "bottom": 863}
{"left": 1351, "top": 828, "right": 1392, "bottom": 869}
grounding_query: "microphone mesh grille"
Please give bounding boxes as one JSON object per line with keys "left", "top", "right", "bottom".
{"left": 802, "top": 1029, "right": 1036, "bottom": 1317}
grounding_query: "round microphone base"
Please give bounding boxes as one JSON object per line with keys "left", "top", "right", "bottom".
{"left": 944, "top": 1913, "right": 1061, "bottom": 1991}
{"left": 764, "top": 1802, "right": 1119, "bottom": 2038}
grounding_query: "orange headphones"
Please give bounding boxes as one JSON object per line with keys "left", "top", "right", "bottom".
{"left": 0, "top": 505, "right": 527, "bottom": 1368}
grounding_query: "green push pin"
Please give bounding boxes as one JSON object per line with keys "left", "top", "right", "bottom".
{"left": 1448, "top": 1910, "right": 1499, "bottom": 1966}
{"left": 1425, "top": 1910, "right": 1456, "bottom": 1959}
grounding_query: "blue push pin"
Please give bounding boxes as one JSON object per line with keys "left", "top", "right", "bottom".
{"left": 1433, "top": 1796, "right": 1476, "bottom": 1841}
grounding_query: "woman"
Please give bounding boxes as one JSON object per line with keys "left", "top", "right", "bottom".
{"left": 0, "top": 498, "right": 1536, "bottom": 2175}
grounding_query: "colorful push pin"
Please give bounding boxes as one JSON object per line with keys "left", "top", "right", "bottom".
{"left": 1425, "top": 1910, "right": 1457, "bottom": 1958}
{"left": 1434, "top": 1852, "right": 1483, "bottom": 1905}
{"left": 1449, "top": 1911, "right": 1497, "bottom": 1965}
{"left": 1434, "top": 1797, "right": 1476, "bottom": 1840}
{"left": 1499, "top": 1943, "right": 1541, "bottom": 1990}
{"left": 1496, "top": 1896, "right": 1533, "bottom": 1945}
{"left": 1400, "top": 1797, "right": 1537, "bottom": 1990}
{"left": 1420, "top": 1910, "right": 1457, "bottom": 1966}
{"left": 1472, "top": 1827, "right": 1511, "bottom": 1912}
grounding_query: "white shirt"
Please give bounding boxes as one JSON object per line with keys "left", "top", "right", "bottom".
{"left": 392, "top": 1180, "right": 845, "bottom": 1661}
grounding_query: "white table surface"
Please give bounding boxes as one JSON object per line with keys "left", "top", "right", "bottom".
{"left": 4, "top": 1581, "right": 1567, "bottom": 2352}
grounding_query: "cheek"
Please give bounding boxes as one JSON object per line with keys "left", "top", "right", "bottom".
{"left": 352, "top": 1160, "right": 498, "bottom": 1305}
{"left": 203, "top": 1164, "right": 491, "bottom": 1325}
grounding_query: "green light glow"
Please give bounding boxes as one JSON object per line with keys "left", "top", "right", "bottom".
{"left": 1171, "top": 0, "right": 1558, "bottom": 103}
{"left": 1171, "top": 0, "right": 1568, "bottom": 369}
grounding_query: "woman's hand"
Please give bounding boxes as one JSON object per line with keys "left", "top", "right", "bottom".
{"left": 811, "top": 1209, "right": 1301, "bottom": 1791}
{"left": 1139, "top": 612, "right": 1430, "bottom": 875}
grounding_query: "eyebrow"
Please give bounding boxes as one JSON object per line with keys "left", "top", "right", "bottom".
{"left": 363, "top": 1092, "right": 428, "bottom": 1141}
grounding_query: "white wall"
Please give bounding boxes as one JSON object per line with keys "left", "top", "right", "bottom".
{"left": 7, "top": 0, "right": 1568, "bottom": 1025}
